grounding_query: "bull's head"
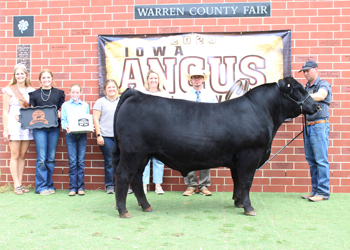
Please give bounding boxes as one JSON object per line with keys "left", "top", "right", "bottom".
{"left": 278, "top": 76, "right": 320, "bottom": 115}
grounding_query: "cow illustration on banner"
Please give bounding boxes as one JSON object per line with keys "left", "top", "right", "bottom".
{"left": 98, "top": 31, "right": 291, "bottom": 102}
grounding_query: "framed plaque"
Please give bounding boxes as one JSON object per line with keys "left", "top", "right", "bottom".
{"left": 20, "top": 105, "right": 58, "bottom": 130}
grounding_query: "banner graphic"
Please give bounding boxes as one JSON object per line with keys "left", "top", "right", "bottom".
{"left": 98, "top": 31, "right": 291, "bottom": 101}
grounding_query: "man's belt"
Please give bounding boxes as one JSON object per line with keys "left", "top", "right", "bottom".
{"left": 306, "top": 119, "right": 329, "bottom": 126}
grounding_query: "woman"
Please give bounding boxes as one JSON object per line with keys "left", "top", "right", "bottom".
{"left": 93, "top": 79, "right": 120, "bottom": 194}
{"left": 61, "top": 84, "right": 90, "bottom": 196}
{"left": 29, "top": 69, "right": 65, "bottom": 195}
{"left": 140, "top": 69, "right": 171, "bottom": 195}
{"left": 2, "top": 64, "right": 35, "bottom": 195}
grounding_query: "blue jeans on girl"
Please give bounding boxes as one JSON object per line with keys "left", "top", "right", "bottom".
{"left": 142, "top": 158, "right": 164, "bottom": 185}
{"left": 66, "top": 132, "right": 87, "bottom": 192}
{"left": 99, "top": 137, "right": 115, "bottom": 189}
{"left": 33, "top": 127, "right": 60, "bottom": 194}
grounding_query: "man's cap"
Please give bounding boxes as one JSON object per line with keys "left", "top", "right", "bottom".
{"left": 185, "top": 68, "right": 210, "bottom": 82}
{"left": 299, "top": 60, "right": 318, "bottom": 72}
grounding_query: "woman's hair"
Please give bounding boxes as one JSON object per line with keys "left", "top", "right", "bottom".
{"left": 144, "top": 69, "right": 164, "bottom": 92}
{"left": 103, "top": 79, "right": 120, "bottom": 96}
{"left": 38, "top": 69, "right": 55, "bottom": 87}
{"left": 69, "top": 83, "right": 82, "bottom": 92}
{"left": 8, "top": 64, "right": 33, "bottom": 87}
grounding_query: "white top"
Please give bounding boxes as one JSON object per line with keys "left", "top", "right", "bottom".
{"left": 2, "top": 86, "right": 36, "bottom": 140}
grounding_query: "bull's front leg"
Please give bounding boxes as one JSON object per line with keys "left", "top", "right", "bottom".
{"left": 230, "top": 167, "right": 243, "bottom": 208}
{"left": 240, "top": 180, "right": 256, "bottom": 216}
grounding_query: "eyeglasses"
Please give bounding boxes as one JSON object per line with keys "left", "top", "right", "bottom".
{"left": 191, "top": 76, "right": 204, "bottom": 79}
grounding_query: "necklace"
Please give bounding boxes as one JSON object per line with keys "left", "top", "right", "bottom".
{"left": 105, "top": 96, "right": 118, "bottom": 102}
{"left": 41, "top": 88, "right": 52, "bottom": 101}
{"left": 16, "top": 84, "right": 27, "bottom": 95}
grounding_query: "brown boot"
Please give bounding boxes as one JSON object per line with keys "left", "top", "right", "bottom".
{"left": 199, "top": 187, "right": 212, "bottom": 196}
{"left": 301, "top": 194, "right": 313, "bottom": 199}
{"left": 183, "top": 187, "right": 196, "bottom": 196}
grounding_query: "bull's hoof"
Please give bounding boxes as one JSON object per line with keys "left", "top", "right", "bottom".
{"left": 234, "top": 202, "right": 244, "bottom": 208}
{"left": 143, "top": 206, "right": 153, "bottom": 212}
{"left": 245, "top": 210, "right": 257, "bottom": 216}
{"left": 119, "top": 212, "right": 131, "bottom": 218}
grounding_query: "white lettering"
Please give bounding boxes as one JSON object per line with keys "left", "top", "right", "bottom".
{"left": 243, "top": 6, "right": 249, "bottom": 14}
{"left": 137, "top": 8, "right": 149, "bottom": 16}
{"left": 163, "top": 8, "right": 169, "bottom": 16}
{"left": 230, "top": 6, "right": 238, "bottom": 14}
{"left": 261, "top": 6, "right": 268, "bottom": 14}
{"left": 147, "top": 8, "right": 154, "bottom": 16}
{"left": 189, "top": 7, "right": 196, "bottom": 15}
{"left": 214, "top": 7, "right": 222, "bottom": 15}
{"left": 170, "top": 8, "right": 175, "bottom": 15}
{"left": 155, "top": 8, "right": 161, "bottom": 16}
{"left": 177, "top": 8, "right": 184, "bottom": 16}
{"left": 197, "top": 7, "right": 205, "bottom": 15}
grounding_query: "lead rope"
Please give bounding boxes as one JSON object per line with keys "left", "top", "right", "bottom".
{"left": 256, "top": 114, "right": 307, "bottom": 172}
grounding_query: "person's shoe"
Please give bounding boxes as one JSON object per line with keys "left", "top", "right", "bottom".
{"left": 69, "top": 191, "right": 76, "bottom": 196}
{"left": 199, "top": 187, "right": 212, "bottom": 196}
{"left": 183, "top": 187, "right": 196, "bottom": 196}
{"left": 48, "top": 189, "right": 55, "bottom": 194}
{"left": 155, "top": 185, "right": 164, "bottom": 195}
{"left": 143, "top": 185, "right": 147, "bottom": 194}
{"left": 308, "top": 195, "right": 325, "bottom": 202}
{"left": 127, "top": 187, "right": 133, "bottom": 194}
{"left": 78, "top": 190, "right": 85, "bottom": 196}
{"left": 20, "top": 185, "right": 30, "bottom": 193}
{"left": 106, "top": 186, "right": 115, "bottom": 194}
{"left": 40, "top": 190, "right": 51, "bottom": 196}
{"left": 301, "top": 194, "right": 313, "bottom": 199}
{"left": 14, "top": 186, "right": 23, "bottom": 195}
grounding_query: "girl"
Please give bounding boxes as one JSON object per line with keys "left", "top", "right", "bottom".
{"left": 93, "top": 79, "right": 120, "bottom": 194}
{"left": 29, "top": 69, "right": 65, "bottom": 195}
{"left": 2, "top": 64, "right": 35, "bottom": 195}
{"left": 140, "top": 69, "right": 171, "bottom": 195}
{"left": 61, "top": 84, "right": 90, "bottom": 196}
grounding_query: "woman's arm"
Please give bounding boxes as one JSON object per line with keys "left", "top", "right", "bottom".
{"left": 93, "top": 109, "right": 104, "bottom": 146}
{"left": 2, "top": 93, "right": 10, "bottom": 140}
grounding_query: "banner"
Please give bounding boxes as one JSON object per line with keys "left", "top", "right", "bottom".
{"left": 98, "top": 31, "right": 291, "bottom": 101}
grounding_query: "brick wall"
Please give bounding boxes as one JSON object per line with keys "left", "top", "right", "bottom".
{"left": 1, "top": 0, "right": 349, "bottom": 193}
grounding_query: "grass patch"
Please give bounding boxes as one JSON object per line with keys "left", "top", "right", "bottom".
{"left": 0, "top": 190, "right": 349, "bottom": 249}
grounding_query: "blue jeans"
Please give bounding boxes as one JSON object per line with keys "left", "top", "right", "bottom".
{"left": 304, "top": 121, "right": 330, "bottom": 199}
{"left": 66, "top": 133, "right": 87, "bottom": 192}
{"left": 33, "top": 127, "right": 60, "bottom": 193}
{"left": 99, "top": 137, "right": 115, "bottom": 188}
{"left": 142, "top": 158, "right": 164, "bottom": 185}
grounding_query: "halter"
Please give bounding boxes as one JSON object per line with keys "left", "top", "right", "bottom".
{"left": 277, "top": 81, "right": 311, "bottom": 113}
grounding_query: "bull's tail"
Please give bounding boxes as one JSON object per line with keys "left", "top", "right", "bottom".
{"left": 112, "top": 88, "right": 136, "bottom": 173}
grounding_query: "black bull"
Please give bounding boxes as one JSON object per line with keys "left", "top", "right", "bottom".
{"left": 112, "top": 76, "right": 319, "bottom": 218}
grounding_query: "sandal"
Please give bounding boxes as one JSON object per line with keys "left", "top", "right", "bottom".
{"left": 20, "top": 185, "right": 30, "bottom": 193}
{"left": 14, "top": 186, "right": 23, "bottom": 195}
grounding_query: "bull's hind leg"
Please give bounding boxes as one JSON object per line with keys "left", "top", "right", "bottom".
{"left": 115, "top": 155, "right": 141, "bottom": 218}
{"left": 230, "top": 167, "right": 244, "bottom": 208}
{"left": 131, "top": 167, "right": 153, "bottom": 213}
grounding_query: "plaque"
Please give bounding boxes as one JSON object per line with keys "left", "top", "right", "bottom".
{"left": 17, "top": 45, "right": 31, "bottom": 73}
{"left": 13, "top": 16, "right": 34, "bottom": 37}
{"left": 68, "top": 114, "right": 94, "bottom": 133}
{"left": 20, "top": 105, "right": 58, "bottom": 130}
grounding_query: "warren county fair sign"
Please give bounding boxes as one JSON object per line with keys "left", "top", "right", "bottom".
{"left": 135, "top": 2, "right": 270, "bottom": 19}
